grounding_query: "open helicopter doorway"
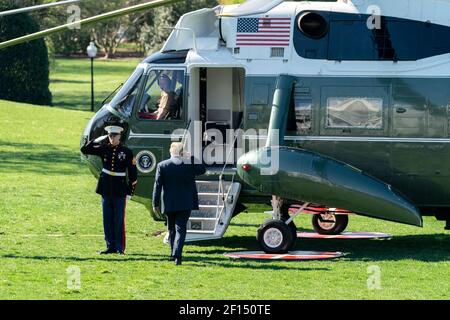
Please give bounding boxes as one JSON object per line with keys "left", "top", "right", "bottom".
{"left": 188, "top": 67, "right": 245, "bottom": 168}
{"left": 184, "top": 67, "right": 245, "bottom": 242}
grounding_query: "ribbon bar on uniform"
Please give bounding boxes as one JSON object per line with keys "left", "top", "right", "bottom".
{"left": 102, "top": 168, "right": 126, "bottom": 177}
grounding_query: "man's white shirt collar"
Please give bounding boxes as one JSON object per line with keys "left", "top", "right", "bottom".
{"left": 171, "top": 155, "right": 183, "bottom": 165}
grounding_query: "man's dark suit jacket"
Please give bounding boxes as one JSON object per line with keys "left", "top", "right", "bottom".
{"left": 152, "top": 155, "right": 206, "bottom": 213}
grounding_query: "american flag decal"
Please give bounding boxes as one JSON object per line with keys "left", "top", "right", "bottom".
{"left": 236, "top": 17, "right": 291, "bottom": 47}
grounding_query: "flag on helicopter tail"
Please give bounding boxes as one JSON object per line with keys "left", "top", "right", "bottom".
{"left": 236, "top": 17, "right": 292, "bottom": 47}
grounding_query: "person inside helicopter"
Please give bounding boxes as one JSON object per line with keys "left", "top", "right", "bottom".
{"left": 138, "top": 70, "right": 184, "bottom": 120}
{"left": 171, "top": 70, "right": 184, "bottom": 118}
{"left": 152, "top": 74, "right": 175, "bottom": 120}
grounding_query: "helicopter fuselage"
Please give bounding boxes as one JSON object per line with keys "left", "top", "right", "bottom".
{"left": 81, "top": 0, "right": 450, "bottom": 230}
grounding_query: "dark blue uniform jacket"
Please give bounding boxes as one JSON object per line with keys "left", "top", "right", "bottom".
{"left": 81, "top": 139, "right": 138, "bottom": 197}
{"left": 152, "top": 156, "right": 206, "bottom": 213}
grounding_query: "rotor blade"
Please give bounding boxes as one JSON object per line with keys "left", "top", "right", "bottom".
{"left": 0, "top": 0, "right": 183, "bottom": 50}
{"left": 0, "top": 0, "right": 81, "bottom": 17}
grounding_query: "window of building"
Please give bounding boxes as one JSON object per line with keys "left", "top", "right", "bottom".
{"left": 326, "top": 97, "right": 383, "bottom": 129}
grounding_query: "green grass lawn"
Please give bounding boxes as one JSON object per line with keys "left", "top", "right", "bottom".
{"left": 50, "top": 58, "right": 141, "bottom": 111}
{"left": 0, "top": 59, "right": 449, "bottom": 299}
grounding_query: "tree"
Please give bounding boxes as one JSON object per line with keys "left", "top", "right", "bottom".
{"left": 0, "top": 2, "right": 52, "bottom": 105}
{"left": 138, "top": 0, "right": 219, "bottom": 54}
{"left": 82, "top": 0, "right": 150, "bottom": 59}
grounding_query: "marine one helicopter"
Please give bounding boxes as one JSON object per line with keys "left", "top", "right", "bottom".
{"left": 2, "top": 0, "right": 450, "bottom": 253}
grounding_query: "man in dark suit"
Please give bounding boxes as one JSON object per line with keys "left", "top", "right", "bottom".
{"left": 152, "top": 142, "right": 206, "bottom": 265}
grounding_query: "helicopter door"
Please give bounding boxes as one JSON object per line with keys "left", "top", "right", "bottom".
{"left": 197, "top": 67, "right": 245, "bottom": 166}
{"left": 128, "top": 67, "right": 187, "bottom": 169}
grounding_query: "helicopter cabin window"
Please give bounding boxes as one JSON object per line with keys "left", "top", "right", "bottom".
{"left": 326, "top": 97, "right": 383, "bottom": 129}
{"left": 109, "top": 67, "right": 144, "bottom": 118}
{"left": 138, "top": 69, "right": 184, "bottom": 120}
{"left": 287, "top": 85, "right": 312, "bottom": 134}
{"left": 294, "top": 98, "right": 313, "bottom": 133}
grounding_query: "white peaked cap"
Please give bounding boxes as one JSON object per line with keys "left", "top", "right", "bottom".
{"left": 105, "top": 126, "right": 124, "bottom": 134}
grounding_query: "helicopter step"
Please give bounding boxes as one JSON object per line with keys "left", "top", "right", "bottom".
{"left": 185, "top": 180, "right": 241, "bottom": 242}
{"left": 204, "top": 166, "right": 238, "bottom": 176}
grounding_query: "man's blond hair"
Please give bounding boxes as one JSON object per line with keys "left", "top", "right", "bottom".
{"left": 170, "top": 142, "right": 183, "bottom": 157}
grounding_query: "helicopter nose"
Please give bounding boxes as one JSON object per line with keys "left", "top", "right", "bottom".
{"left": 81, "top": 107, "right": 128, "bottom": 144}
{"left": 80, "top": 106, "right": 128, "bottom": 171}
{"left": 80, "top": 118, "right": 94, "bottom": 150}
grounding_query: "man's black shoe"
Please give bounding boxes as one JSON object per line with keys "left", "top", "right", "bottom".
{"left": 175, "top": 258, "right": 182, "bottom": 266}
{"left": 117, "top": 251, "right": 125, "bottom": 255}
{"left": 100, "top": 249, "right": 115, "bottom": 255}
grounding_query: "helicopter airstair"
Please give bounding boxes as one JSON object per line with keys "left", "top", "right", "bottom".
{"left": 181, "top": 116, "right": 243, "bottom": 242}
{"left": 185, "top": 169, "right": 241, "bottom": 242}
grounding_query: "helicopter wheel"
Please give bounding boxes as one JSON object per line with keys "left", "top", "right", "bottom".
{"left": 312, "top": 213, "right": 349, "bottom": 235}
{"left": 288, "top": 221, "right": 298, "bottom": 248}
{"left": 257, "top": 219, "right": 296, "bottom": 254}
{"left": 279, "top": 203, "right": 297, "bottom": 249}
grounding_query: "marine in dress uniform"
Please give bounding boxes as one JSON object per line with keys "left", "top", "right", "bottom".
{"left": 81, "top": 126, "right": 137, "bottom": 254}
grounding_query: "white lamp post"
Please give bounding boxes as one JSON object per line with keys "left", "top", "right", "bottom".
{"left": 87, "top": 41, "right": 98, "bottom": 112}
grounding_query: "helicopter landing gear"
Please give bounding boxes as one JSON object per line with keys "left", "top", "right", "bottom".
{"left": 312, "top": 213, "right": 349, "bottom": 235}
{"left": 257, "top": 219, "right": 294, "bottom": 253}
{"left": 257, "top": 196, "right": 309, "bottom": 253}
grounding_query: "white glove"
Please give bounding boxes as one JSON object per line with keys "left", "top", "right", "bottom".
{"left": 163, "top": 232, "right": 170, "bottom": 245}
{"left": 94, "top": 135, "right": 108, "bottom": 143}
{"left": 126, "top": 195, "right": 132, "bottom": 201}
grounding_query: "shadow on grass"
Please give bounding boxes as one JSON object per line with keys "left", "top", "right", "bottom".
{"left": 51, "top": 79, "right": 89, "bottom": 84}
{"left": 52, "top": 91, "right": 111, "bottom": 111}
{"left": 54, "top": 61, "right": 138, "bottom": 76}
{"left": 0, "top": 252, "right": 326, "bottom": 271}
{"left": 0, "top": 140, "right": 85, "bottom": 175}
{"left": 230, "top": 222, "right": 312, "bottom": 233}
{"left": 0, "top": 234, "right": 448, "bottom": 269}
{"left": 229, "top": 222, "right": 261, "bottom": 228}
{"left": 190, "top": 234, "right": 450, "bottom": 263}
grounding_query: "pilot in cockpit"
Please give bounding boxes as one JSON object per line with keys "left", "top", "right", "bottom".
{"left": 139, "top": 71, "right": 183, "bottom": 120}
{"left": 152, "top": 74, "right": 175, "bottom": 120}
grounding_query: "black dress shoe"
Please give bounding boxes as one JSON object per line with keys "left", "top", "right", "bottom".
{"left": 100, "top": 249, "right": 115, "bottom": 255}
{"left": 117, "top": 251, "right": 125, "bottom": 255}
{"left": 175, "top": 258, "right": 182, "bottom": 266}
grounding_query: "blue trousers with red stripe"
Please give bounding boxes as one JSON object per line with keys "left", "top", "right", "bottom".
{"left": 101, "top": 196, "right": 126, "bottom": 252}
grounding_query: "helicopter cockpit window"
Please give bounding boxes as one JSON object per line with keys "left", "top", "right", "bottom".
{"left": 109, "top": 67, "right": 144, "bottom": 118}
{"left": 326, "top": 97, "right": 383, "bottom": 129}
{"left": 138, "top": 69, "right": 184, "bottom": 120}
